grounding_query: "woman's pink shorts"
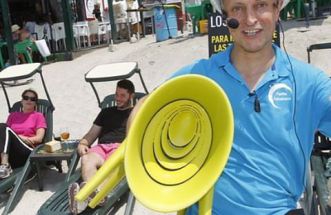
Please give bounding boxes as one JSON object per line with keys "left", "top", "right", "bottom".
{"left": 88, "top": 143, "right": 120, "bottom": 161}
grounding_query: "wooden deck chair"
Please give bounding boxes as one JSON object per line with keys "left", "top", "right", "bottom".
{"left": 37, "top": 92, "right": 146, "bottom": 215}
{"left": 1, "top": 99, "right": 55, "bottom": 214}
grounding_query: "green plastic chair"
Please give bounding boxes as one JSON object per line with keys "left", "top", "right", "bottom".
{"left": 10, "top": 99, "right": 54, "bottom": 143}
{"left": 0, "top": 168, "right": 23, "bottom": 195}
{"left": 38, "top": 171, "right": 129, "bottom": 215}
{"left": 37, "top": 93, "right": 146, "bottom": 215}
{"left": 14, "top": 39, "right": 37, "bottom": 64}
{"left": 1, "top": 99, "right": 55, "bottom": 214}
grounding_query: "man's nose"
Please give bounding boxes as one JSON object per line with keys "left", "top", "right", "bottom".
{"left": 245, "top": 8, "right": 258, "bottom": 25}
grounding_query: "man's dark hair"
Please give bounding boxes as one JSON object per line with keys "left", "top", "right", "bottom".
{"left": 117, "top": 79, "right": 135, "bottom": 94}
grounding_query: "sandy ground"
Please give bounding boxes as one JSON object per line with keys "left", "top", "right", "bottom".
{"left": 0, "top": 15, "right": 331, "bottom": 214}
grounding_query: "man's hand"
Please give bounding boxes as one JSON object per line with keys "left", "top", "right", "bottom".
{"left": 77, "top": 144, "right": 89, "bottom": 156}
{"left": 78, "top": 125, "right": 102, "bottom": 156}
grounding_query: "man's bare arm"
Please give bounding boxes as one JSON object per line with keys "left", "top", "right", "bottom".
{"left": 78, "top": 124, "right": 102, "bottom": 156}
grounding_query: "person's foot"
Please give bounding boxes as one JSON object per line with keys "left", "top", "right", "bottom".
{"left": 0, "top": 164, "right": 12, "bottom": 179}
{"left": 98, "top": 195, "right": 108, "bottom": 207}
{"left": 89, "top": 187, "right": 108, "bottom": 207}
{"left": 68, "top": 182, "right": 88, "bottom": 214}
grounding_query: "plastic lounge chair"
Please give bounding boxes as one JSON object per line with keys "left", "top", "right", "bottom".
{"left": 0, "top": 63, "right": 62, "bottom": 214}
{"left": 306, "top": 42, "right": 331, "bottom": 215}
{"left": 2, "top": 103, "right": 80, "bottom": 215}
{"left": 0, "top": 168, "right": 23, "bottom": 195}
{"left": 37, "top": 92, "right": 146, "bottom": 215}
{"left": 0, "top": 64, "right": 51, "bottom": 197}
{"left": 84, "top": 62, "right": 149, "bottom": 108}
{"left": 100, "top": 92, "right": 146, "bottom": 109}
{"left": 37, "top": 171, "right": 129, "bottom": 215}
{"left": 1, "top": 99, "right": 55, "bottom": 214}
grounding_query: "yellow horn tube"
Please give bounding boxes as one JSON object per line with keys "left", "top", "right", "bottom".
{"left": 88, "top": 164, "right": 125, "bottom": 208}
{"left": 198, "top": 187, "right": 214, "bottom": 215}
{"left": 75, "top": 140, "right": 126, "bottom": 202}
{"left": 125, "top": 75, "right": 234, "bottom": 213}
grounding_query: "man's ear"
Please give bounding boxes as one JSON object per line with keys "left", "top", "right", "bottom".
{"left": 274, "top": 0, "right": 283, "bottom": 20}
{"left": 278, "top": 0, "right": 284, "bottom": 10}
{"left": 130, "top": 93, "right": 135, "bottom": 105}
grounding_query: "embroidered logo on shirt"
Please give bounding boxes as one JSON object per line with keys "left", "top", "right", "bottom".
{"left": 268, "top": 83, "right": 292, "bottom": 109}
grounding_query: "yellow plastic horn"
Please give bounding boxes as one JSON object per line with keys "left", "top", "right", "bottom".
{"left": 89, "top": 164, "right": 125, "bottom": 208}
{"left": 76, "top": 74, "right": 234, "bottom": 214}
{"left": 125, "top": 74, "right": 234, "bottom": 213}
{"left": 75, "top": 141, "right": 126, "bottom": 202}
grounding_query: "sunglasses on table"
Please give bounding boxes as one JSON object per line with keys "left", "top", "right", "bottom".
{"left": 22, "top": 95, "right": 37, "bottom": 102}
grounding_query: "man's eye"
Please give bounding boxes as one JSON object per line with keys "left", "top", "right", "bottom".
{"left": 256, "top": 2, "right": 268, "bottom": 9}
{"left": 232, "top": 6, "right": 242, "bottom": 13}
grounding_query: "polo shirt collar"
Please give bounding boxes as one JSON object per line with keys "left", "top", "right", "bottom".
{"left": 214, "top": 44, "right": 292, "bottom": 79}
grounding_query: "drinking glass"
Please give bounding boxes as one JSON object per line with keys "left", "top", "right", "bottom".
{"left": 60, "top": 127, "right": 70, "bottom": 152}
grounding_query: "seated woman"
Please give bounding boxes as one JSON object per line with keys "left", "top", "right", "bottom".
{"left": 0, "top": 89, "right": 47, "bottom": 179}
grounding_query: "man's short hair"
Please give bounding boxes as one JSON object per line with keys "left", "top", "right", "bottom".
{"left": 219, "top": 0, "right": 282, "bottom": 10}
{"left": 117, "top": 79, "right": 135, "bottom": 94}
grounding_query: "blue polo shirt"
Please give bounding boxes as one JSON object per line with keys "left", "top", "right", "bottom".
{"left": 172, "top": 45, "right": 331, "bottom": 215}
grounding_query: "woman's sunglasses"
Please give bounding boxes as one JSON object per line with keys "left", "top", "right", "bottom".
{"left": 22, "top": 95, "right": 37, "bottom": 102}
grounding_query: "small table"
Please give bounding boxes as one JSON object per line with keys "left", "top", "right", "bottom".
{"left": 30, "top": 140, "right": 79, "bottom": 191}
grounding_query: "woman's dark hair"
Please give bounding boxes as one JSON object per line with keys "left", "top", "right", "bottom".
{"left": 117, "top": 79, "right": 135, "bottom": 94}
{"left": 21, "top": 89, "right": 38, "bottom": 101}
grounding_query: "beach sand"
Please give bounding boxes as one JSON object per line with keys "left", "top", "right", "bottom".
{"left": 0, "top": 15, "right": 331, "bottom": 214}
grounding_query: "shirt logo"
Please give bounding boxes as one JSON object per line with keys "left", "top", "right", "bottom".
{"left": 268, "top": 83, "right": 292, "bottom": 109}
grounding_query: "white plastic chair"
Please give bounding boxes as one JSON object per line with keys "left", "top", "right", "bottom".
{"left": 88, "top": 20, "right": 98, "bottom": 45}
{"left": 73, "top": 21, "right": 90, "bottom": 48}
{"left": 115, "top": 17, "right": 132, "bottom": 42}
{"left": 51, "top": 22, "right": 66, "bottom": 51}
{"left": 113, "top": 0, "right": 132, "bottom": 41}
{"left": 97, "top": 23, "right": 109, "bottom": 44}
{"left": 72, "top": 25, "right": 80, "bottom": 49}
{"left": 34, "top": 23, "right": 51, "bottom": 41}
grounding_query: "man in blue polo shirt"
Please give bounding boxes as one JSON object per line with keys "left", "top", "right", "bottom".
{"left": 169, "top": 0, "right": 331, "bottom": 214}
{"left": 126, "top": 0, "right": 331, "bottom": 214}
